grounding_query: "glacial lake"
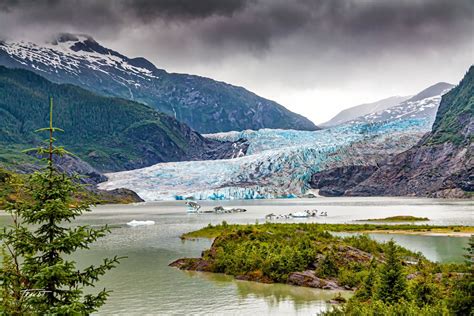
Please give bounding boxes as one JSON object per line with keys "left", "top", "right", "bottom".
{"left": 1, "top": 197, "right": 473, "bottom": 315}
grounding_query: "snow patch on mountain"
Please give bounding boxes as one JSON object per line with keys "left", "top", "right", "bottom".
{"left": 347, "top": 83, "right": 454, "bottom": 127}
{"left": 0, "top": 36, "right": 162, "bottom": 97}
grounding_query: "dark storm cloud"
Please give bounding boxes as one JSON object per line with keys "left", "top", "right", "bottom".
{"left": 1, "top": 0, "right": 472, "bottom": 68}
{"left": 2, "top": 0, "right": 472, "bottom": 39}
{"left": 0, "top": 0, "right": 472, "bottom": 124}
{"left": 121, "top": 0, "right": 252, "bottom": 22}
{"left": 192, "top": 0, "right": 474, "bottom": 52}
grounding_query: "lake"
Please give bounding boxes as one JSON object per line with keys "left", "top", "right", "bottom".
{"left": 2, "top": 197, "right": 472, "bottom": 315}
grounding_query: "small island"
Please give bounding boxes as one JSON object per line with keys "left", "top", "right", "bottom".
{"left": 172, "top": 222, "right": 470, "bottom": 296}
{"left": 171, "top": 223, "right": 472, "bottom": 314}
{"left": 358, "top": 215, "right": 429, "bottom": 222}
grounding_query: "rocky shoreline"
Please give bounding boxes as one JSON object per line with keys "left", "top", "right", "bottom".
{"left": 169, "top": 258, "right": 351, "bottom": 291}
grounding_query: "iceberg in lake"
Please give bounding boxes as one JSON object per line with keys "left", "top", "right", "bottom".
{"left": 126, "top": 220, "right": 156, "bottom": 227}
{"left": 99, "top": 119, "right": 430, "bottom": 201}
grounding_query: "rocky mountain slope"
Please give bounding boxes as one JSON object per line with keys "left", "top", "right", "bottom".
{"left": 320, "top": 96, "right": 409, "bottom": 127}
{"left": 0, "top": 66, "right": 248, "bottom": 172}
{"left": 0, "top": 33, "right": 318, "bottom": 133}
{"left": 346, "top": 67, "right": 473, "bottom": 198}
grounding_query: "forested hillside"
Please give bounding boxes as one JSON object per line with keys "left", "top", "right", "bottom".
{"left": 0, "top": 66, "right": 247, "bottom": 172}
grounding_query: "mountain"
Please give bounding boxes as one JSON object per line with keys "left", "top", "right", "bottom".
{"left": 320, "top": 96, "right": 410, "bottom": 127}
{"left": 346, "top": 66, "right": 473, "bottom": 198}
{"left": 0, "top": 66, "right": 248, "bottom": 172}
{"left": 348, "top": 83, "right": 454, "bottom": 126}
{"left": 0, "top": 34, "right": 318, "bottom": 133}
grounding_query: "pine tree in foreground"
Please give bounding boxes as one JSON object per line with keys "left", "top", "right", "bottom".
{"left": 376, "top": 240, "right": 408, "bottom": 303}
{"left": 0, "top": 98, "right": 121, "bottom": 314}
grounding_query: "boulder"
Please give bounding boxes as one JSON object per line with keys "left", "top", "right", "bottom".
{"left": 286, "top": 271, "right": 344, "bottom": 290}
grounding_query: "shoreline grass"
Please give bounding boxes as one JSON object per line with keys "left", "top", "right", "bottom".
{"left": 181, "top": 222, "right": 474, "bottom": 240}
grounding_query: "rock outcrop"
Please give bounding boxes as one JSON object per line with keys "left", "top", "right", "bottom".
{"left": 93, "top": 188, "right": 144, "bottom": 204}
{"left": 310, "top": 165, "right": 379, "bottom": 196}
{"left": 286, "top": 271, "right": 344, "bottom": 290}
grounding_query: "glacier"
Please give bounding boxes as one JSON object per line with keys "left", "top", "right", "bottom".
{"left": 98, "top": 118, "right": 430, "bottom": 201}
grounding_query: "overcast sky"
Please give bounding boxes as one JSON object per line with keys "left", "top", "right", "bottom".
{"left": 1, "top": 0, "right": 473, "bottom": 124}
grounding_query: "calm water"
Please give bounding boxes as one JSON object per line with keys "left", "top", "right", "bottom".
{"left": 1, "top": 197, "right": 472, "bottom": 315}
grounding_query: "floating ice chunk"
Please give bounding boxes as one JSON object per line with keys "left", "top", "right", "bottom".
{"left": 291, "top": 211, "right": 310, "bottom": 218}
{"left": 126, "top": 220, "right": 155, "bottom": 227}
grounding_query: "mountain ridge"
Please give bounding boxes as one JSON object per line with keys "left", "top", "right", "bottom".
{"left": 322, "top": 82, "right": 454, "bottom": 128}
{"left": 320, "top": 96, "right": 410, "bottom": 127}
{"left": 0, "top": 33, "right": 318, "bottom": 133}
{"left": 348, "top": 82, "right": 454, "bottom": 126}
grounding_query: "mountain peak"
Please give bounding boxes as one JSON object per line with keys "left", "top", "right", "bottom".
{"left": 50, "top": 33, "right": 118, "bottom": 56}
{"left": 407, "top": 82, "right": 454, "bottom": 102}
{"left": 52, "top": 33, "right": 95, "bottom": 44}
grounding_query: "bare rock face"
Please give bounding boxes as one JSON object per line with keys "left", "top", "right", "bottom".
{"left": 335, "top": 245, "right": 374, "bottom": 264}
{"left": 347, "top": 142, "right": 473, "bottom": 197}
{"left": 309, "top": 165, "right": 379, "bottom": 196}
{"left": 286, "top": 271, "right": 344, "bottom": 290}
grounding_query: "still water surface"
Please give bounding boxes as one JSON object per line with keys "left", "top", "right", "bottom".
{"left": 3, "top": 197, "right": 473, "bottom": 315}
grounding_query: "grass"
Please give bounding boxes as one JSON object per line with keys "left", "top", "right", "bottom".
{"left": 358, "top": 215, "right": 429, "bottom": 222}
{"left": 181, "top": 222, "right": 474, "bottom": 240}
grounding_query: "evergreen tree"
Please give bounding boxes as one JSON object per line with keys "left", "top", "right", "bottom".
{"left": 317, "top": 249, "right": 339, "bottom": 278}
{"left": 0, "top": 98, "right": 121, "bottom": 314}
{"left": 410, "top": 262, "right": 440, "bottom": 307}
{"left": 376, "top": 240, "right": 408, "bottom": 304}
{"left": 447, "top": 235, "right": 474, "bottom": 315}
{"left": 355, "top": 258, "right": 378, "bottom": 301}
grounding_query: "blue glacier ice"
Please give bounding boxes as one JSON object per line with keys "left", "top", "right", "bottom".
{"left": 98, "top": 118, "right": 430, "bottom": 201}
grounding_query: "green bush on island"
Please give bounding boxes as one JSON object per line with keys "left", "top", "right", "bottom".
{"left": 174, "top": 223, "right": 473, "bottom": 316}
{"left": 325, "top": 236, "right": 474, "bottom": 315}
{"left": 181, "top": 222, "right": 474, "bottom": 240}
{"left": 359, "top": 215, "right": 430, "bottom": 222}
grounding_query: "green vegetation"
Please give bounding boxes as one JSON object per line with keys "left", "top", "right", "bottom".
{"left": 0, "top": 66, "right": 200, "bottom": 172}
{"left": 427, "top": 65, "right": 473, "bottom": 146}
{"left": 0, "top": 99, "right": 120, "bottom": 314}
{"left": 176, "top": 223, "right": 473, "bottom": 315}
{"left": 181, "top": 222, "right": 473, "bottom": 240}
{"left": 324, "top": 236, "right": 474, "bottom": 315}
{"left": 359, "top": 216, "right": 429, "bottom": 222}
{"left": 0, "top": 166, "right": 138, "bottom": 209}
{"left": 177, "top": 223, "right": 425, "bottom": 284}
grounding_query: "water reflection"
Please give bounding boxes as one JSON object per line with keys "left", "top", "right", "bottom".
{"left": 184, "top": 271, "right": 350, "bottom": 314}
